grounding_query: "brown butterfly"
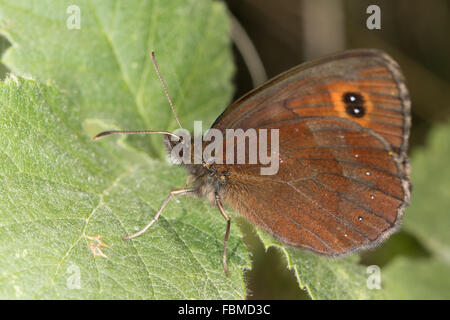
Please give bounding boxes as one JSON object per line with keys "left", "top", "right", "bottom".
{"left": 94, "top": 49, "right": 411, "bottom": 276}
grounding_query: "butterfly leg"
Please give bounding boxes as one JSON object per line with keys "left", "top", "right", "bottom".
{"left": 123, "top": 188, "right": 196, "bottom": 240}
{"left": 215, "top": 193, "right": 231, "bottom": 277}
{"left": 180, "top": 175, "right": 192, "bottom": 189}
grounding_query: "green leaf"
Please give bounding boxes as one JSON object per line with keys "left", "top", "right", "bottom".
{"left": 257, "top": 230, "right": 386, "bottom": 299}
{"left": 383, "top": 257, "right": 450, "bottom": 299}
{"left": 0, "top": 0, "right": 249, "bottom": 298}
{"left": 0, "top": 77, "right": 249, "bottom": 299}
{"left": 0, "top": 0, "right": 233, "bottom": 156}
{"left": 404, "top": 125, "right": 450, "bottom": 262}
{"left": 380, "top": 125, "right": 450, "bottom": 299}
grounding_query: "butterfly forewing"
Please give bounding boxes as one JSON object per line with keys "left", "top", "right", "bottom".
{"left": 213, "top": 49, "right": 410, "bottom": 157}
{"left": 212, "top": 49, "right": 411, "bottom": 255}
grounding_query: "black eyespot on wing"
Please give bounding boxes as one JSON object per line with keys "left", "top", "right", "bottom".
{"left": 343, "top": 92, "right": 365, "bottom": 118}
{"left": 343, "top": 92, "right": 364, "bottom": 104}
{"left": 345, "top": 104, "right": 365, "bottom": 118}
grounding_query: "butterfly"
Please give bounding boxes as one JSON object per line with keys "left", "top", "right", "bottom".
{"left": 95, "top": 49, "right": 411, "bottom": 276}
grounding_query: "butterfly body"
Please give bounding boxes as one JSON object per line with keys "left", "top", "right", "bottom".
{"left": 169, "top": 49, "right": 411, "bottom": 256}
{"left": 95, "top": 49, "right": 411, "bottom": 275}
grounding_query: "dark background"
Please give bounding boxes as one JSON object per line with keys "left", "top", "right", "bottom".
{"left": 225, "top": 0, "right": 450, "bottom": 299}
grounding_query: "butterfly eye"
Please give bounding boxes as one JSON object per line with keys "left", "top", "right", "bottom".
{"left": 343, "top": 92, "right": 366, "bottom": 118}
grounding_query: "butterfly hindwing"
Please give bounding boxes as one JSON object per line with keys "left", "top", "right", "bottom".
{"left": 212, "top": 49, "right": 411, "bottom": 254}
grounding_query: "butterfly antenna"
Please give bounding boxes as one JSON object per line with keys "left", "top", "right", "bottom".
{"left": 93, "top": 51, "right": 183, "bottom": 141}
{"left": 93, "top": 130, "right": 180, "bottom": 141}
{"left": 151, "top": 50, "right": 183, "bottom": 129}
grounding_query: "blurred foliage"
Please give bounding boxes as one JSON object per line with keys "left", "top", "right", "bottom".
{"left": 380, "top": 124, "right": 450, "bottom": 299}
{"left": 384, "top": 257, "right": 450, "bottom": 299}
{"left": 403, "top": 125, "right": 450, "bottom": 261}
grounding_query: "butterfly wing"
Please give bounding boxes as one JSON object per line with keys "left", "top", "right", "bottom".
{"left": 213, "top": 49, "right": 410, "bottom": 158}
{"left": 213, "top": 49, "right": 411, "bottom": 255}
